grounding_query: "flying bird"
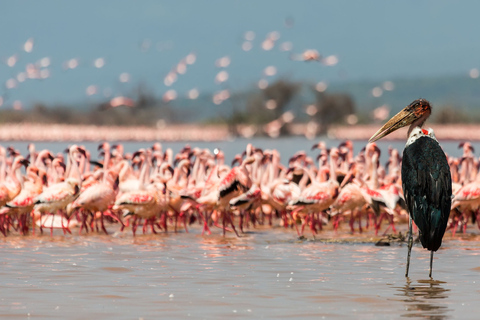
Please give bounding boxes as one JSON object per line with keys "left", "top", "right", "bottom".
{"left": 369, "top": 99, "right": 452, "bottom": 278}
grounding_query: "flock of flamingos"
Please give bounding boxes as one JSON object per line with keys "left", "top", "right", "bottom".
{"left": 0, "top": 140, "right": 478, "bottom": 238}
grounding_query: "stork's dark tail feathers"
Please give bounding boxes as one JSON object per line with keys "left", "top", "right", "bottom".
{"left": 416, "top": 208, "right": 449, "bottom": 252}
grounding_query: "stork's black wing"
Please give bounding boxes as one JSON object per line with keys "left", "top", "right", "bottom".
{"left": 402, "top": 136, "right": 452, "bottom": 251}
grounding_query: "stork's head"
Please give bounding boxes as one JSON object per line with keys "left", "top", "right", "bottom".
{"left": 369, "top": 99, "right": 431, "bottom": 143}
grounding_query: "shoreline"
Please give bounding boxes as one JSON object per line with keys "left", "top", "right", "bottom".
{"left": 0, "top": 122, "right": 477, "bottom": 142}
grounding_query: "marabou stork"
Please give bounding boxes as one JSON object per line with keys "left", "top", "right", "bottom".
{"left": 369, "top": 99, "right": 452, "bottom": 278}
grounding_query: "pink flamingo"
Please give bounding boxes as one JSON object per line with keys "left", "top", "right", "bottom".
{"left": 72, "top": 142, "right": 123, "bottom": 234}
{"left": 288, "top": 148, "right": 340, "bottom": 236}
{"left": 33, "top": 145, "right": 84, "bottom": 236}
{"left": 0, "top": 156, "right": 30, "bottom": 235}
{"left": 217, "top": 155, "right": 255, "bottom": 236}
{"left": 330, "top": 163, "right": 367, "bottom": 233}
{"left": 6, "top": 166, "right": 46, "bottom": 235}
{"left": 450, "top": 171, "right": 480, "bottom": 234}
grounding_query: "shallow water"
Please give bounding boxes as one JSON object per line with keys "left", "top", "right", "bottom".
{"left": 1, "top": 225, "right": 480, "bottom": 319}
{"left": 2, "top": 137, "right": 479, "bottom": 319}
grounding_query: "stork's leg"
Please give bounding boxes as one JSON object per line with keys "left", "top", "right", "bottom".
{"left": 405, "top": 215, "right": 413, "bottom": 277}
{"left": 429, "top": 251, "right": 434, "bottom": 278}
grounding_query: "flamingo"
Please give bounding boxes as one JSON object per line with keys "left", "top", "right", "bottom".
{"left": 290, "top": 49, "right": 321, "bottom": 62}
{"left": 288, "top": 148, "right": 340, "bottom": 236}
{"left": 217, "top": 155, "right": 255, "bottom": 236}
{"left": 71, "top": 142, "right": 122, "bottom": 234}
{"left": 33, "top": 145, "right": 84, "bottom": 235}
{"left": 0, "top": 156, "right": 29, "bottom": 207}
{"left": 450, "top": 171, "right": 480, "bottom": 234}
{"left": 115, "top": 153, "right": 168, "bottom": 235}
{"left": 330, "top": 163, "right": 367, "bottom": 233}
{"left": 114, "top": 185, "right": 164, "bottom": 236}
{"left": 0, "top": 156, "right": 30, "bottom": 235}
{"left": 5, "top": 166, "right": 46, "bottom": 235}
{"left": 123, "top": 160, "right": 175, "bottom": 235}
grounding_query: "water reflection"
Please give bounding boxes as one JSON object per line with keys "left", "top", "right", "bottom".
{"left": 394, "top": 278, "right": 451, "bottom": 319}
{"left": 200, "top": 236, "right": 254, "bottom": 259}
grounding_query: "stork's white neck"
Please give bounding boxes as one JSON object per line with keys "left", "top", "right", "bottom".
{"left": 406, "top": 127, "right": 437, "bottom": 147}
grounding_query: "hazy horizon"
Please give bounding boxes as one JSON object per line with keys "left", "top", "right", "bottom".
{"left": 2, "top": 1, "right": 480, "bottom": 108}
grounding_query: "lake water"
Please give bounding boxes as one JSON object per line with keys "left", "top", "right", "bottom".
{"left": 2, "top": 136, "right": 472, "bottom": 165}
{"left": 1, "top": 137, "right": 479, "bottom": 319}
{"left": 1, "top": 224, "right": 480, "bottom": 319}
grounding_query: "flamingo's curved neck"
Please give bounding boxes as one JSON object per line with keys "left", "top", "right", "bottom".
{"left": 68, "top": 150, "right": 82, "bottom": 185}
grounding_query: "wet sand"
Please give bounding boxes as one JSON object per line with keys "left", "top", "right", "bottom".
{"left": 1, "top": 223, "right": 480, "bottom": 319}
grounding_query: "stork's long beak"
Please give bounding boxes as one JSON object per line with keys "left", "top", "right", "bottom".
{"left": 369, "top": 107, "right": 418, "bottom": 143}
{"left": 369, "top": 99, "right": 432, "bottom": 143}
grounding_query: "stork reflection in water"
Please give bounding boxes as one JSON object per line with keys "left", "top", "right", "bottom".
{"left": 369, "top": 99, "right": 452, "bottom": 278}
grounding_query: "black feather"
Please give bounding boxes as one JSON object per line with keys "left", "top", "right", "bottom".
{"left": 89, "top": 160, "right": 103, "bottom": 168}
{"left": 219, "top": 180, "right": 248, "bottom": 199}
{"left": 397, "top": 197, "right": 407, "bottom": 210}
{"left": 230, "top": 198, "right": 250, "bottom": 206}
{"left": 402, "top": 136, "right": 452, "bottom": 252}
{"left": 369, "top": 199, "right": 386, "bottom": 216}
{"left": 290, "top": 199, "right": 316, "bottom": 206}
{"left": 220, "top": 180, "right": 240, "bottom": 198}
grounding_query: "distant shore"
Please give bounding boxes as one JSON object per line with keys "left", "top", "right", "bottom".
{"left": 0, "top": 122, "right": 477, "bottom": 142}
{"left": 326, "top": 124, "right": 480, "bottom": 141}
